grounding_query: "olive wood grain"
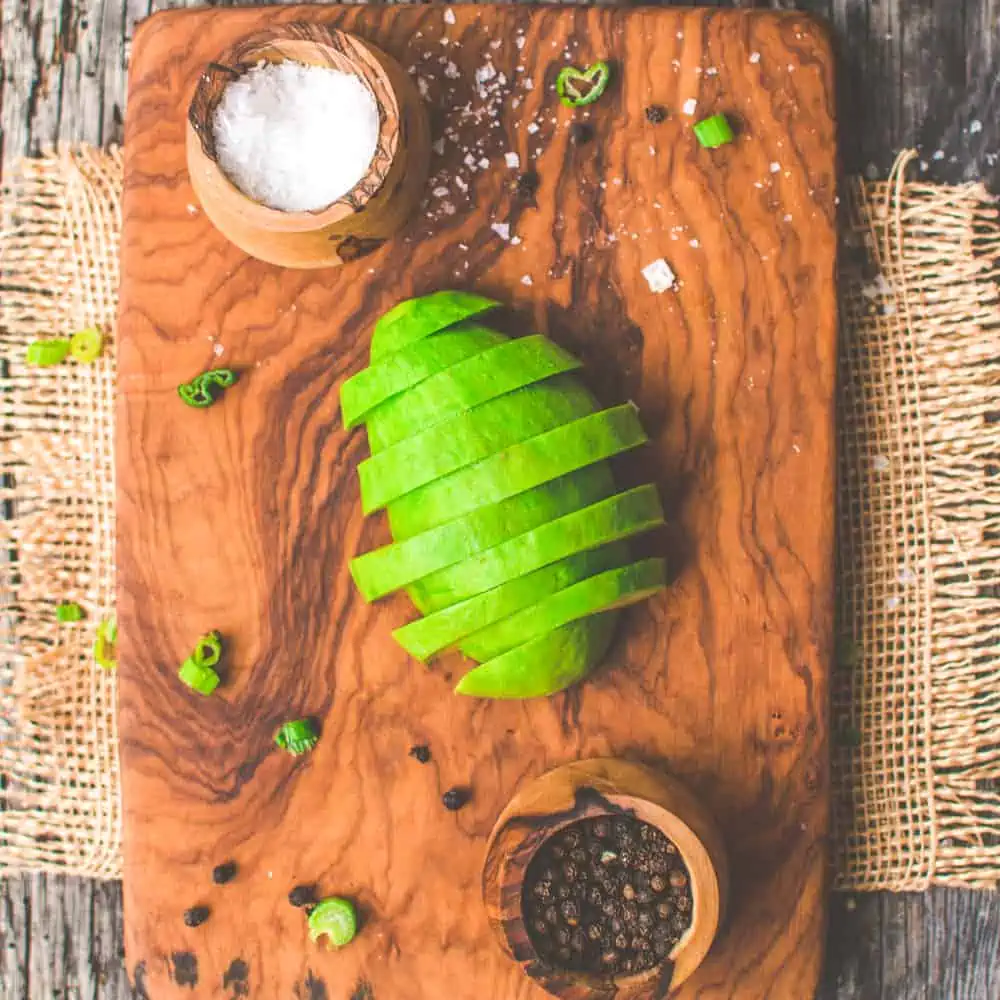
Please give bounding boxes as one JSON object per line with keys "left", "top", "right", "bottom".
{"left": 117, "top": 5, "right": 837, "bottom": 999}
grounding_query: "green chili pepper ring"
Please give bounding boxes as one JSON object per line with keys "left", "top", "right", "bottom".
{"left": 308, "top": 897, "right": 358, "bottom": 949}
{"left": 556, "top": 61, "right": 611, "bottom": 108}
{"left": 274, "top": 719, "right": 320, "bottom": 756}
{"left": 178, "top": 368, "right": 238, "bottom": 408}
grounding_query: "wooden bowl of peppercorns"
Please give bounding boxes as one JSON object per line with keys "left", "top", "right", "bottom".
{"left": 482, "top": 759, "right": 728, "bottom": 998}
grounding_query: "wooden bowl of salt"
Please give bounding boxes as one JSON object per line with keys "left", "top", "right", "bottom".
{"left": 482, "top": 759, "right": 728, "bottom": 999}
{"left": 186, "top": 23, "right": 429, "bottom": 268}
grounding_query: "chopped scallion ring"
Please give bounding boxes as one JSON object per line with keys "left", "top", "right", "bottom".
{"left": 178, "top": 368, "right": 238, "bottom": 408}
{"left": 178, "top": 657, "right": 221, "bottom": 696}
{"left": 26, "top": 339, "right": 72, "bottom": 367}
{"left": 556, "top": 61, "right": 611, "bottom": 108}
{"left": 193, "top": 630, "right": 223, "bottom": 668}
{"left": 56, "top": 601, "right": 85, "bottom": 623}
{"left": 94, "top": 617, "right": 118, "bottom": 669}
{"left": 693, "top": 113, "right": 735, "bottom": 148}
{"left": 274, "top": 719, "right": 319, "bottom": 756}
{"left": 308, "top": 897, "right": 357, "bottom": 949}
{"left": 69, "top": 328, "right": 105, "bottom": 363}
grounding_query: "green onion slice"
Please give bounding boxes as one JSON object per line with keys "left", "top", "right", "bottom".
{"left": 26, "top": 339, "right": 72, "bottom": 367}
{"left": 274, "top": 719, "right": 319, "bottom": 756}
{"left": 556, "top": 61, "right": 611, "bottom": 108}
{"left": 693, "top": 113, "right": 735, "bottom": 148}
{"left": 69, "top": 328, "right": 105, "bottom": 363}
{"left": 94, "top": 617, "right": 118, "bottom": 669}
{"left": 308, "top": 897, "right": 357, "bottom": 949}
{"left": 56, "top": 601, "right": 85, "bottom": 623}
{"left": 178, "top": 657, "right": 221, "bottom": 696}
{"left": 178, "top": 369, "right": 238, "bottom": 408}
{"left": 193, "top": 630, "right": 222, "bottom": 668}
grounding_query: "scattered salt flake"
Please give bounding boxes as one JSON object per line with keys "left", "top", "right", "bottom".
{"left": 649, "top": 145, "right": 656, "bottom": 156}
{"left": 689, "top": 238, "right": 700, "bottom": 248}
{"left": 491, "top": 222, "right": 511, "bottom": 240}
{"left": 521, "top": 275, "right": 533, "bottom": 286}
{"left": 705, "top": 67, "right": 718, "bottom": 76}
{"left": 791, "top": 443, "right": 801, "bottom": 454}
{"left": 417, "top": 77, "right": 430, "bottom": 98}
{"left": 445, "top": 62, "right": 460, "bottom": 80}
{"left": 787, "top": 63, "right": 796, "bottom": 72}
{"left": 783, "top": 213, "right": 793, "bottom": 222}
{"left": 872, "top": 454, "right": 891, "bottom": 473}
{"left": 458, "top": 242, "right": 469, "bottom": 250}
{"left": 516, "top": 35, "right": 526, "bottom": 50}
{"left": 932, "top": 149, "right": 945, "bottom": 161}
{"left": 749, "top": 51, "right": 761, "bottom": 64}
{"left": 642, "top": 258, "right": 676, "bottom": 294}
{"left": 186, "top": 203, "right": 199, "bottom": 215}
{"left": 443, "top": 8, "right": 456, "bottom": 24}
{"left": 213, "top": 342, "right": 224, "bottom": 357}
{"left": 682, "top": 98, "right": 697, "bottom": 117}
{"left": 491, "top": 39, "right": 503, "bottom": 50}
{"left": 770, "top": 162, "right": 781, "bottom": 173}
{"left": 464, "top": 153, "right": 477, "bottom": 168}
{"left": 441, "top": 202, "right": 456, "bottom": 216}
{"left": 479, "top": 157, "right": 490, "bottom": 169}
{"left": 969, "top": 119, "right": 983, "bottom": 135}
{"left": 455, "top": 176, "right": 468, "bottom": 192}
{"left": 523, "top": 78, "right": 534, "bottom": 90}
{"left": 505, "top": 151, "right": 521, "bottom": 169}
{"left": 512, "top": 98, "right": 521, "bottom": 109}
{"left": 527, "top": 122, "right": 540, "bottom": 135}
{"left": 510, "top": 236, "right": 522, "bottom": 246}
{"left": 432, "top": 186, "right": 450, "bottom": 198}
{"left": 432, "top": 139, "right": 446, "bottom": 156}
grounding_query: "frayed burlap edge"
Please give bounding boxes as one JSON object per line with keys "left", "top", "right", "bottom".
{"left": 831, "top": 150, "right": 1000, "bottom": 891}
{"left": 1, "top": 147, "right": 997, "bottom": 889}
{"left": 0, "top": 146, "right": 122, "bottom": 879}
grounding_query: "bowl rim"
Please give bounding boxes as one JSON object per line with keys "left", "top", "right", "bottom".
{"left": 482, "top": 759, "right": 726, "bottom": 997}
{"left": 186, "top": 23, "right": 401, "bottom": 230}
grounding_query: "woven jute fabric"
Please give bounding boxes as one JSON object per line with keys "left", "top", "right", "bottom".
{"left": 1, "top": 147, "right": 998, "bottom": 889}
{"left": 0, "top": 146, "right": 122, "bottom": 879}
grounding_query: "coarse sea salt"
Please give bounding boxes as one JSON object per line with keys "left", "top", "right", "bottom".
{"left": 212, "top": 61, "right": 380, "bottom": 213}
{"left": 642, "top": 259, "right": 676, "bottom": 294}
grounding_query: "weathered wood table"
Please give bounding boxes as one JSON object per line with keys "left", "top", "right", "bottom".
{"left": 1, "top": 1, "right": 998, "bottom": 998}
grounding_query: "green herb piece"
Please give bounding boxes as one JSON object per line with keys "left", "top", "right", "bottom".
{"left": 556, "top": 61, "right": 611, "bottom": 108}
{"left": 178, "top": 657, "right": 221, "bottom": 696}
{"left": 693, "top": 113, "right": 735, "bottom": 148}
{"left": 177, "top": 368, "right": 238, "bottom": 408}
{"left": 192, "top": 630, "right": 222, "bottom": 669}
{"left": 56, "top": 601, "right": 85, "bottom": 623}
{"left": 69, "top": 328, "right": 104, "bottom": 363}
{"left": 308, "top": 897, "right": 357, "bottom": 949}
{"left": 26, "top": 339, "right": 72, "bottom": 367}
{"left": 274, "top": 719, "right": 319, "bottom": 756}
{"left": 94, "top": 617, "right": 118, "bottom": 670}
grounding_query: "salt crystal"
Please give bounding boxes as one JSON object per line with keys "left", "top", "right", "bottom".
{"left": 521, "top": 275, "right": 533, "bottom": 286}
{"left": 527, "top": 122, "right": 540, "bottom": 135}
{"left": 455, "top": 176, "right": 468, "bottom": 192}
{"left": 689, "top": 238, "right": 700, "bottom": 248}
{"left": 186, "top": 203, "right": 199, "bottom": 215}
{"left": 524, "top": 78, "right": 534, "bottom": 91}
{"left": 970, "top": 119, "right": 983, "bottom": 135}
{"left": 682, "top": 98, "right": 697, "bottom": 116}
{"left": 432, "top": 186, "right": 450, "bottom": 198}
{"left": 770, "top": 162, "right": 781, "bottom": 173}
{"left": 445, "top": 62, "right": 460, "bottom": 80}
{"left": 464, "top": 153, "right": 477, "bottom": 168}
{"left": 442, "top": 202, "right": 456, "bottom": 215}
{"left": 417, "top": 77, "right": 430, "bottom": 99}
{"left": 505, "top": 152, "right": 521, "bottom": 169}
{"left": 444, "top": 8, "right": 456, "bottom": 24}
{"left": 213, "top": 342, "right": 224, "bottom": 357}
{"left": 479, "top": 157, "right": 490, "bottom": 169}
{"left": 516, "top": 35, "right": 526, "bottom": 50}
{"left": 510, "top": 236, "right": 522, "bottom": 246}
{"left": 749, "top": 51, "right": 761, "bottom": 64}
{"left": 212, "top": 61, "right": 380, "bottom": 212}
{"left": 432, "top": 139, "right": 445, "bottom": 156}
{"left": 642, "top": 259, "right": 676, "bottom": 294}
{"left": 706, "top": 67, "right": 718, "bottom": 76}
{"left": 491, "top": 222, "right": 510, "bottom": 240}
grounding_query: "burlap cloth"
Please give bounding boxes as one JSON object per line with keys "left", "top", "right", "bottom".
{"left": 1, "top": 148, "right": 997, "bottom": 890}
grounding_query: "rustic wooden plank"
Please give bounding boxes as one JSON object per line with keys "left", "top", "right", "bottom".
{"left": 1, "top": 2, "right": 999, "bottom": 999}
{"left": 116, "top": 3, "right": 837, "bottom": 998}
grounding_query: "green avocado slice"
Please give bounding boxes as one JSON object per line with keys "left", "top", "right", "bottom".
{"left": 408, "top": 484, "right": 665, "bottom": 614}
{"left": 454, "top": 613, "right": 619, "bottom": 699}
{"left": 459, "top": 557, "right": 667, "bottom": 662}
{"left": 360, "top": 376, "right": 598, "bottom": 515}
{"left": 365, "top": 336, "right": 582, "bottom": 453}
{"left": 385, "top": 403, "right": 648, "bottom": 532}
{"left": 369, "top": 291, "right": 499, "bottom": 361}
{"left": 341, "top": 323, "right": 507, "bottom": 429}
{"left": 350, "top": 465, "right": 616, "bottom": 603}
{"left": 392, "top": 542, "right": 630, "bottom": 661}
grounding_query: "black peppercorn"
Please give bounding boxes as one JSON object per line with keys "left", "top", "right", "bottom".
{"left": 650, "top": 874, "right": 666, "bottom": 893}
{"left": 408, "top": 744, "right": 431, "bottom": 764}
{"left": 288, "top": 884, "right": 317, "bottom": 908}
{"left": 534, "top": 919, "right": 549, "bottom": 935}
{"left": 587, "top": 924, "right": 602, "bottom": 941}
{"left": 614, "top": 933, "right": 629, "bottom": 950}
{"left": 442, "top": 787, "right": 470, "bottom": 811}
{"left": 183, "top": 906, "right": 210, "bottom": 928}
{"left": 622, "top": 883, "right": 636, "bottom": 901}
{"left": 560, "top": 900, "right": 580, "bottom": 925}
{"left": 211, "top": 860, "right": 237, "bottom": 885}
{"left": 556, "top": 926, "right": 571, "bottom": 947}
{"left": 570, "top": 122, "right": 595, "bottom": 145}
{"left": 669, "top": 870, "right": 688, "bottom": 889}
{"left": 645, "top": 105, "right": 668, "bottom": 125}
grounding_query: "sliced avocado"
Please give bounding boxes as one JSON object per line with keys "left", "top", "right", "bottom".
{"left": 360, "top": 376, "right": 597, "bottom": 515}
{"left": 350, "top": 465, "right": 616, "bottom": 603}
{"left": 366, "top": 336, "right": 582, "bottom": 453}
{"left": 392, "top": 542, "right": 630, "bottom": 661}
{"left": 408, "top": 484, "right": 665, "bottom": 614}
{"left": 460, "top": 557, "right": 667, "bottom": 661}
{"left": 341, "top": 323, "right": 507, "bottom": 429}
{"left": 454, "top": 613, "right": 619, "bottom": 699}
{"left": 386, "top": 403, "right": 648, "bottom": 535}
{"left": 369, "top": 291, "right": 498, "bottom": 361}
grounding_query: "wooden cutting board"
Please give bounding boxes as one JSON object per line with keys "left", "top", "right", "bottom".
{"left": 117, "top": 5, "right": 837, "bottom": 998}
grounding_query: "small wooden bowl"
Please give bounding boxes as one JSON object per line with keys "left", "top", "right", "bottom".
{"left": 186, "top": 23, "right": 430, "bottom": 268}
{"left": 483, "top": 759, "right": 728, "bottom": 999}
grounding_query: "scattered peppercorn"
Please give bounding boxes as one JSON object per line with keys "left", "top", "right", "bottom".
{"left": 645, "top": 105, "right": 668, "bottom": 124}
{"left": 442, "top": 787, "right": 470, "bottom": 811}
{"left": 288, "top": 884, "right": 318, "bottom": 909}
{"left": 183, "top": 906, "right": 210, "bottom": 928}
{"left": 570, "top": 122, "right": 595, "bottom": 145}
{"left": 212, "top": 860, "right": 237, "bottom": 885}
{"left": 408, "top": 744, "right": 431, "bottom": 764}
{"left": 521, "top": 815, "right": 692, "bottom": 976}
